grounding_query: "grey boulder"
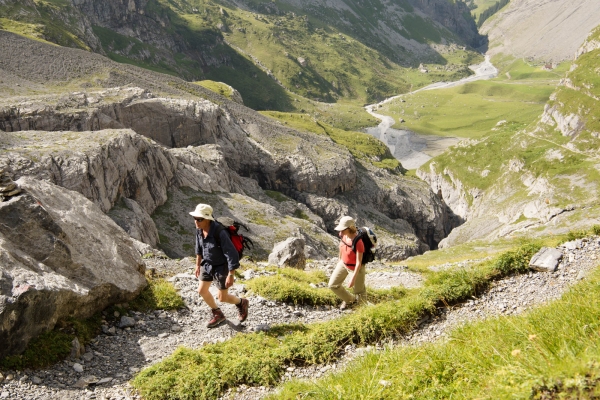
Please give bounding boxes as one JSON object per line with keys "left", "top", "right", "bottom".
{"left": 529, "top": 247, "right": 563, "bottom": 272}
{"left": 0, "top": 178, "right": 146, "bottom": 359}
{"left": 268, "top": 237, "right": 306, "bottom": 269}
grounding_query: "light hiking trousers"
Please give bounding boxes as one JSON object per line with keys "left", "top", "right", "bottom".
{"left": 328, "top": 260, "right": 366, "bottom": 304}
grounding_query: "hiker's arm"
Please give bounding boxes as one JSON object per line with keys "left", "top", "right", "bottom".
{"left": 194, "top": 230, "right": 202, "bottom": 278}
{"left": 194, "top": 255, "right": 202, "bottom": 278}
{"left": 348, "top": 251, "right": 363, "bottom": 288}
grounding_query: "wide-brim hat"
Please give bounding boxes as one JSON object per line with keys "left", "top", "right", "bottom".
{"left": 334, "top": 216, "right": 356, "bottom": 231}
{"left": 189, "top": 203, "right": 215, "bottom": 220}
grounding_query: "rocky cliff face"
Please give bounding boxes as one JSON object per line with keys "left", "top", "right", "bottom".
{"left": 409, "top": 0, "right": 482, "bottom": 47}
{"left": 0, "top": 87, "right": 357, "bottom": 202}
{"left": 0, "top": 85, "right": 452, "bottom": 255}
{"left": 0, "top": 177, "right": 146, "bottom": 359}
{"left": 70, "top": 0, "right": 226, "bottom": 74}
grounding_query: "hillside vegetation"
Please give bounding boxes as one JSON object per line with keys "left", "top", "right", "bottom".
{"left": 273, "top": 243, "right": 600, "bottom": 399}
{"left": 415, "top": 29, "right": 600, "bottom": 246}
{"left": 0, "top": 0, "right": 482, "bottom": 112}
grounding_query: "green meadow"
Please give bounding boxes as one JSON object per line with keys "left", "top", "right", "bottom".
{"left": 379, "top": 57, "right": 569, "bottom": 139}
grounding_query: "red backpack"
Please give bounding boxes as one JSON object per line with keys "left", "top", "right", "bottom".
{"left": 214, "top": 220, "right": 254, "bottom": 258}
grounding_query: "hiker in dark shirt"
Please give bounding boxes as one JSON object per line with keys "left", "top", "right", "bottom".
{"left": 190, "top": 204, "right": 249, "bottom": 328}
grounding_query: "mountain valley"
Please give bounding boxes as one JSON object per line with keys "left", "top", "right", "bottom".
{"left": 1, "top": 0, "right": 600, "bottom": 398}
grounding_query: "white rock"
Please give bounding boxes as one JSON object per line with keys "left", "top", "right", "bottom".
{"left": 73, "top": 363, "right": 84, "bottom": 373}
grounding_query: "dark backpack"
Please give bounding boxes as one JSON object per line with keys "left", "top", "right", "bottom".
{"left": 214, "top": 220, "right": 254, "bottom": 259}
{"left": 351, "top": 227, "right": 377, "bottom": 264}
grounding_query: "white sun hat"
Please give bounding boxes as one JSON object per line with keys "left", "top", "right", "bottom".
{"left": 189, "top": 204, "right": 215, "bottom": 220}
{"left": 334, "top": 216, "right": 356, "bottom": 231}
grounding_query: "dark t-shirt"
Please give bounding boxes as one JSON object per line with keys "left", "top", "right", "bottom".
{"left": 195, "top": 221, "right": 240, "bottom": 273}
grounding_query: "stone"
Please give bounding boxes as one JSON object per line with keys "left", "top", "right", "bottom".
{"left": 119, "top": 316, "right": 136, "bottom": 328}
{"left": 254, "top": 324, "right": 271, "bottom": 332}
{"left": 268, "top": 237, "right": 306, "bottom": 269}
{"left": 529, "top": 247, "right": 563, "bottom": 272}
{"left": 158, "top": 332, "right": 169, "bottom": 338}
{"left": 243, "top": 269, "right": 255, "bottom": 280}
{"left": 0, "top": 178, "right": 146, "bottom": 359}
{"left": 171, "top": 325, "right": 182, "bottom": 332}
{"left": 82, "top": 352, "right": 94, "bottom": 362}
{"left": 73, "top": 363, "right": 84, "bottom": 373}
{"left": 70, "top": 337, "right": 82, "bottom": 359}
{"left": 31, "top": 376, "right": 42, "bottom": 385}
{"left": 73, "top": 375, "right": 98, "bottom": 388}
{"left": 97, "top": 377, "right": 113, "bottom": 385}
{"left": 562, "top": 240, "right": 582, "bottom": 250}
{"left": 0, "top": 182, "right": 16, "bottom": 192}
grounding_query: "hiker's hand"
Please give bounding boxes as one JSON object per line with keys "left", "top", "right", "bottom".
{"left": 194, "top": 265, "right": 200, "bottom": 278}
{"left": 225, "top": 274, "right": 234, "bottom": 288}
{"left": 348, "top": 276, "right": 355, "bottom": 289}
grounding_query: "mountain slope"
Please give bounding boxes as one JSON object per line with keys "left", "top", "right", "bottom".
{"left": 417, "top": 25, "right": 600, "bottom": 246}
{"left": 481, "top": 0, "right": 600, "bottom": 62}
{"left": 0, "top": 0, "right": 483, "bottom": 109}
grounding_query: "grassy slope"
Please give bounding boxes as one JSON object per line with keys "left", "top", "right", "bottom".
{"left": 199, "top": 2, "right": 481, "bottom": 105}
{"left": 413, "top": 43, "right": 600, "bottom": 243}
{"left": 260, "top": 111, "right": 402, "bottom": 171}
{"left": 0, "top": 0, "right": 89, "bottom": 49}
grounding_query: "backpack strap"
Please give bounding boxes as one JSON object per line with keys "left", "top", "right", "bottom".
{"left": 213, "top": 222, "right": 224, "bottom": 248}
{"left": 351, "top": 229, "right": 364, "bottom": 253}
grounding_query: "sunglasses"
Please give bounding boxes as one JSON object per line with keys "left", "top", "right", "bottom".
{"left": 194, "top": 217, "right": 205, "bottom": 222}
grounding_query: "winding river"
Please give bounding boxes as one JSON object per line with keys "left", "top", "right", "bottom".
{"left": 365, "top": 56, "right": 498, "bottom": 169}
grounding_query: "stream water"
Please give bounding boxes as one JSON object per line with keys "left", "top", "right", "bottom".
{"left": 364, "top": 56, "right": 498, "bottom": 169}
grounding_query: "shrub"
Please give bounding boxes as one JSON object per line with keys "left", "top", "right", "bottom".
{"left": 247, "top": 275, "right": 339, "bottom": 306}
{"left": 0, "top": 314, "right": 103, "bottom": 370}
{"left": 492, "top": 242, "right": 541, "bottom": 275}
{"left": 566, "top": 229, "right": 588, "bottom": 242}
{"left": 130, "top": 278, "right": 185, "bottom": 311}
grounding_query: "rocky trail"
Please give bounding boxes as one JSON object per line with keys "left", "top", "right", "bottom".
{"left": 1, "top": 238, "right": 598, "bottom": 400}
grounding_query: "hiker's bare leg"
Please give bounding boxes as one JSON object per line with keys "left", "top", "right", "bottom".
{"left": 198, "top": 280, "right": 218, "bottom": 309}
{"left": 218, "top": 289, "right": 241, "bottom": 305}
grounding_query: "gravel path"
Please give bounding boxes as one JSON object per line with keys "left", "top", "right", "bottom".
{"left": 1, "top": 238, "right": 598, "bottom": 400}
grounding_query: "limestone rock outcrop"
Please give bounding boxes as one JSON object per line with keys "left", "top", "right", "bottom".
{"left": 108, "top": 198, "right": 160, "bottom": 249}
{"left": 0, "top": 177, "right": 146, "bottom": 359}
{"left": 0, "top": 88, "right": 357, "bottom": 200}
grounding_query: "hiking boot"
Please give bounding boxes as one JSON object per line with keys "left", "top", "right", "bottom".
{"left": 207, "top": 308, "right": 226, "bottom": 328}
{"left": 236, "top": 298, "right": 249, "bottom": 322}
{"left": 339, "top": 301, "right": 355, "bottom": 311}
